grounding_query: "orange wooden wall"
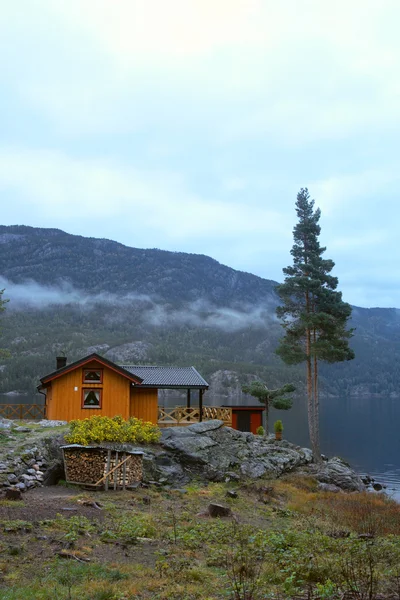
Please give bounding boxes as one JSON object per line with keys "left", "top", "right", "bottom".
{"left": 46, "top": 361, "right": 131, "bottom": 421}
{"left": 130, "top": 388, "right": 158, "bottom": 424}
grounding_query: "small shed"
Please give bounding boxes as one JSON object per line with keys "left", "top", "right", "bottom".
{"left": 61, "top": 444, "right": 144, "bottom": 490}
{"left": 224, "top": 405, "right": 265, "bottom": 434}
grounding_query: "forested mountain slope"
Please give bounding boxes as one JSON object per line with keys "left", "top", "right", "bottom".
{"left": 0, "top": 225, "right": 399, "bottom": 398}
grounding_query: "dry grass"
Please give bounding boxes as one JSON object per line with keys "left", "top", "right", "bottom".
{"left": 277, "top": 475, "right": 400, "bottom": 536}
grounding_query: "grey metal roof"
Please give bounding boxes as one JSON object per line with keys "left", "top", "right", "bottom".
{"left": 121, "top": 365, "right": 209, "bottom": 388}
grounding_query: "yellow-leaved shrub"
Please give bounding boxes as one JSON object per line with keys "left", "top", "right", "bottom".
{"left": 64, "top": 415, "right": 161, "bottom": 446}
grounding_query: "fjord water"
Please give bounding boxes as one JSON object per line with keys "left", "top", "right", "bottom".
{"left": 1, "top": 393, "right": 400, "bottom": 500}
{"left": 272, "top": 395, "right": 400, "bottom": 500}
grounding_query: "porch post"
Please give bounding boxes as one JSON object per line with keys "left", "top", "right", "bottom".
{"left": 187, "top": 389, "right": 191, "bottom": 408}
{"left": 199, "top": 389, "right": 203, "bottom": 422}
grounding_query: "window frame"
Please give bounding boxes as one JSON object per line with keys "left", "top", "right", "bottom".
{"left": 82, "top": 368, "right": 103, "bottom": 384}
{"left": 81, "top": 388, "right": 102, "bottom": 409}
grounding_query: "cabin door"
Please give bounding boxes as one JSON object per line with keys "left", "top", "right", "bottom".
{"left": 249, "top": 412, "right": 262, "bottom": 434}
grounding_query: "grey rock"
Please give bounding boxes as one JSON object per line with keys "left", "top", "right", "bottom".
{"left": 15, "top": 482, "right": 26, "bottom": 491}
{"left": 241, "top": 461, "right": 268, "bottom": 479}
{"left": 306, "top": 457, "right": 365, "bottom": 492}
{"left": 38, "top": 420, "right": 67, "bottom": 427}
{"left": 158, "top": 462, "right": 186, "bottom": 483}
{"left": 300, "top": 448, "right": 313, "bottom": 463}
{"left": 226, "top": 490, "right": 238, "bottom": 499}
{"left": 155, "top": 453, "right": 174, "bottom": 467}
{"left": 162, "top": 433, "right": 217, "bottom": 461}
{"left": 7, "top": 474, "right": 18, "bottom": 484}
{"left": 19, "top": 474, "right": 36, "bottom": 482}
{"left": 187, "top": 420, "right": 224, "bottom": 434}
{"left": 225, "top": 471, "right": 240, "bottom": 481}
{"left": 318, "top": 483, "right": 342, "bottom": 493}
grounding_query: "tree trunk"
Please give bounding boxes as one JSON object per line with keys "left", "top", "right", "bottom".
{"left": 265, "top": 400, "right": 269, "bottom": 435}
{"left": 305, "top": 288, "right": 316, "bottom": 456}
{"left": 305, "top": 327, "right": 315, "bottom": 453}
{"left": 313, "top": 347, "right": 321, "bottom": 462}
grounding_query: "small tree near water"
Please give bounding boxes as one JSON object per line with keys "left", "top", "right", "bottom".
{"left": 241, "top": 381, "right": 295, "bottom": 434}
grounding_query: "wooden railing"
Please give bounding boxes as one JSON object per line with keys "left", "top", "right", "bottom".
{"left": 0, "top": 404, "right": 232, "bottom": 426}
{"left": 158, "top": 406, "right": 232, "bottom": 428}
{"left": 0, "top": 404, "right": 46, "bottom": 420}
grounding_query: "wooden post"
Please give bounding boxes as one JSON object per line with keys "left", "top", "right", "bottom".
{"left": 105, "top": 450, "right": 111, "bottom": 491}
{"left": 187, "top": 389, "right": 191, "bottom": 408}
{"left": 122, "top": 453, "right": 127, "bottom": 491}
{"left": 199, "top": 389, "right": 203, "bottom": 422}
{"left": 114, "top": 451, "right": 119, "bottom": 490}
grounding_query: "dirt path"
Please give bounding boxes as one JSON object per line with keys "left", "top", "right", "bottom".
{"left": 0, "top": 485, "right": 107, "bottom": 522}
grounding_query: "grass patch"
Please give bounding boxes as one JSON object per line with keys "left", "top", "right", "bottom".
{"left": 1, "top": 480, "right": 400, "bottom": 599}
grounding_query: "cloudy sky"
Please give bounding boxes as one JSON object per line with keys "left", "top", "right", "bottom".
{"left": 1, "top": 1, "right": 399, "bottom": 308}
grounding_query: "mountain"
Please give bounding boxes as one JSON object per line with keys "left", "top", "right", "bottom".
{"left": 0, "top": 225, "right": 399, "bottom": 399}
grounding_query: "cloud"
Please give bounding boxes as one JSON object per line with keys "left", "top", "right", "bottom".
{"left": 0, "top": 277, "right": 274, "bottom": 332}
{"left": 146, "top": 298, "right": 276, "bottom": 332}
{"left": 0, "top": 277, "right": 151, "bottom": 310}
{"left": 0, "top": 146, "right": 287, "bottom": 240}
{"left": 3, "top": 0, "right": 400, "bottom": 143}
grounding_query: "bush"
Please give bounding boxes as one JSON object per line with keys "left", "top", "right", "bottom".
{"left": 256, "top": 425, "right": 265, "bottom": 436}
{"left": 64, "top": 415, "right": 161, "bottom": 445}
{"left": 274, "top": 420, "right": 283, "bottom": 433}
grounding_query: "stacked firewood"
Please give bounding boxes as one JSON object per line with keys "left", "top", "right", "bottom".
{"left": 63, "top": 447, "right": 143, "bottom": 487}
{"left": 63, "top": 448, "right": 108, "bottom": 484}
{"left": 108, "top": 454, "right": 143, "bottom": 486}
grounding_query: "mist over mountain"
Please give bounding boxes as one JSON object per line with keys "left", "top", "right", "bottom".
{"left": 0, "top": 225, "right": 399, "bottom": 399}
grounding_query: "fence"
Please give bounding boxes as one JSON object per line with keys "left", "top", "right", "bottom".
{"left": 158, "top": 406, "right": 232, "bottom": 427}
{"left": 0, "top": 404, "right": 233, "bottom": 427}
{"left": 0, "top": 404, "right": 46, "bottom": 420}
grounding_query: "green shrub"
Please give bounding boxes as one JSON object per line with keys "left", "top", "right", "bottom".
{"left": 256, "top": 425, "right": 265, "bottom": 436}
{"left": 274, "top": 420, "right": 283, "bottom": 433}
{"left": 64, "top": 415, "right": 161, "bottom": 445}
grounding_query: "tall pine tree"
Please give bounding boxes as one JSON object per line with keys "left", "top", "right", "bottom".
{"left": 276, "top": 189, "right": 354, "bottom": 460}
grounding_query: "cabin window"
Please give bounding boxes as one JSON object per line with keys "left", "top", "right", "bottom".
{"left": 82, "top": 388, "right": 102, "bottom": 408}
{"left": 83, "top": 369, "right": 103, "bottom": 383}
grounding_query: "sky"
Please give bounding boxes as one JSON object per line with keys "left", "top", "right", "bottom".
{"left": 1, "top": 0, "right": 399, "bottom": 309}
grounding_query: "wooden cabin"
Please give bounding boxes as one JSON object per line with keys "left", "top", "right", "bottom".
{"left": 38, "top": 353, "right": 209, "bottom": 424}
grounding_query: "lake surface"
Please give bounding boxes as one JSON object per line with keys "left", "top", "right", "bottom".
{"left": 1, "top": 393, "right": 399, "bottom": 500}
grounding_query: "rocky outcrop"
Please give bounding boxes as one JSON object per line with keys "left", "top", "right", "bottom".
{"left": 159, "top": 420, "right": 313, "bottom": 482}
{"left": 0, "top": 419, "right": 365, "bottom": 494}
{"left": 146, "top": 421, "right": 363, "bottom": 491}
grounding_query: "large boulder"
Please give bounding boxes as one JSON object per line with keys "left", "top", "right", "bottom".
{"left": 305, "top": 457, "right": 365, "bottom": 492}
{"left": 159, "top": 421, "right": 316, "bottom": 483}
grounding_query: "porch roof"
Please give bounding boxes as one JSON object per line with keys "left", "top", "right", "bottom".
{"left": 121, "top": 365, "right": 208, "bottom": 389}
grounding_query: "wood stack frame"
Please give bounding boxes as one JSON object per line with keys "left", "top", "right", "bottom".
{"left": 61, "top": 445, "right": 144, "bottom": 490}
